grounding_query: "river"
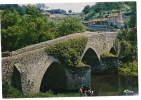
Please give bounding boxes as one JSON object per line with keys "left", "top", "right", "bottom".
{"left": 47, "top": 74, "right": 138, "bottom": 96}
{"left": 91, "top": 75, "right": 138, "bottom": 96}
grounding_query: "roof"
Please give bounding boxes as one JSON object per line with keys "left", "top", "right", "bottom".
{"left": 108, "top": 13, "right": 118, "bottom": 18}
{"left": 83, "top": 18, "right": 107, "bottom": 23}
{"left": 50, "top": 14, "right": 56, "bottom": 18}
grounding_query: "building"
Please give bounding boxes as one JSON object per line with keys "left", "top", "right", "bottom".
{"left": 49, "top": 14, "right": 56, "bottom": 19}
{"left": 107, "top": 11, "right": 124, "bottom": 28}
{"left": 83, "top": 11, "right": 124, "bottom": 29}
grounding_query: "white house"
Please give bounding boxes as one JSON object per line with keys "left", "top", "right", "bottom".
{"left": 107, "top": 11, "right": 124, "bottom": 28}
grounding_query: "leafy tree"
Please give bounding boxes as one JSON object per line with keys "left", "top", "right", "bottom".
{"left": 57, "top": 16, "right": 86, "bottom": 36}
{"left": 82, "top": 2, "right": 131, "bottom": 20}
{"left": 25, "top": 4, "right": 41, "bottom": 17}
{"left": 68, "top": 9, "right": 72, "bottom": 13}
{"left": 1, "top": 4, "right": 86, "bottom": 52}
{"left": 83, "top": 5, "right": 91, "bottom": 14}
{"left": 117, "top": 2, "right": 137, "bottom": 71}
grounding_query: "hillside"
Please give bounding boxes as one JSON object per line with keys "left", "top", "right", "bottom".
{"left": 81, "top": 2, "right": 132, "bottom": 21}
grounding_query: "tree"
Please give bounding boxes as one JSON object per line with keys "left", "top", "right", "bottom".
{"left": 25, "top": 4, "right": 40, "bottom": 17}
{"left": 82, "top": 5, "right": 91, "bottom": 14}
{"left": 68, "top": 9, "right": 72, "bottom": 13}
{"left": 35, "top": 3, "right": 49, "bottom": 11}
{"left": 57, "top": 17, "right": 86, "bottom": 36}
{"left": 117, "top": 2, "right": 137, "bottom": 71}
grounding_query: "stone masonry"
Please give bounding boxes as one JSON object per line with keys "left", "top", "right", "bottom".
{"left": 2, "top": 31, "right": 119, "bottom": 95}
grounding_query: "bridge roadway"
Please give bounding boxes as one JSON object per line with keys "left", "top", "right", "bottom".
{"left": 11, "top": 31, "right": 118, "bottom": 56}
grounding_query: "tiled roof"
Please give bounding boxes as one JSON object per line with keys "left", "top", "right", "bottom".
{"left": 83, "top": 18, "right": 107, "bottom": 23}
{"left": 108, "top": 13, "right": 118, "bottom": 18}
{"left": 50, "top": 14, "right": 56, "bottom": 18}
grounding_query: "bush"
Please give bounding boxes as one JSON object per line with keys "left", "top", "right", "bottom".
{"left": 6, "top": 86, "right": 25, "bottom": 98}
{"left": 2, "top": 78, "right": 9, "bottom": 98}
{"left": 45, "top": 37, "right": 87, "bottom": 67}
{"left": 118, "top": 61, "right": 138, "bottom": 77}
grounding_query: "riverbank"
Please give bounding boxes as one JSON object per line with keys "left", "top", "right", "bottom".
{"left": 118, "top": 61, "right": 138, "bottom": 77}
{"left": 3, "top": 85, "right": 80, "bottom": 98}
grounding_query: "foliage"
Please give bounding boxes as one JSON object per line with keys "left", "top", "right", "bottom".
{"left": 0, "top": 4, "right": 26, "bottom": 15}
{"left": 45, "top": 37, "right": 87, "bottom": 67}
{"left": 46, "top": 9, "right": 66, "bottom": 14}
{"left": 82, "top": 5, "right": 91, "bottom": 14}
{"left": 117, "top": 2, "right": 137, "bottom": 76}
{"left": 57, "top": 16, "right": 86, "bottom": 36}
{"left": 82, "top": 2, "right": 131, "bottom": 20}
{"left": 118, "top": 61, "right": 138, "bottom": 77}
{"left": 3, "top": 86, "right": 80, "bottom": 98}
{"left": 101, "top": 52, "right": 116, "bottom": 58}
{"left": 68, "top": 9, "right": 72, "bottom": 13}
{"left": 1, "top": 4, "right": 86, "bottom": 52}
{"left": 2, "top": 79, "right": 80, "bottom": 98}
{"left": 2, "top": 78, "right": 9, "bottom": 98}
{"left": 6, "top": 86, "right": 26, "bottom": 98}
{"left": 117, "top": 2, "right": 137, "bottom": 63}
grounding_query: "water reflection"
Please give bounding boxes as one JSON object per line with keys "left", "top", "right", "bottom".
{"left": 91, "top": 75, "right": 138, "bottom": 96}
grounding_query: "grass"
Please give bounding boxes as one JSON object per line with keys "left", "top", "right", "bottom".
{"left": 3, "top": 86, "right": 80, "bottom": 98}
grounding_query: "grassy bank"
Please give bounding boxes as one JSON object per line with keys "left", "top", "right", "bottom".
{"left": 3, "top": 85, "right": 80, "bottom": 98}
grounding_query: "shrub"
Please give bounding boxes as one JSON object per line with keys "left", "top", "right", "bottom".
{"left": 45, "top": 37, "right": 87, "bottom": 67}
{"left": 118, "top": 61, "right": 138, "bottom": 77}
{"left": 6, "top": 86, "right": 25, "bottom": 98}
{"left": 2, "top": 78, "right": 9, "bottom": 98}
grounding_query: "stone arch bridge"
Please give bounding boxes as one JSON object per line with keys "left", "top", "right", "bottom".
{"left": 2, "top": 32, "right": 119, "bottom": 95}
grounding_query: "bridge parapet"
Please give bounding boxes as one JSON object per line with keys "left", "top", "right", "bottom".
{"left": 11, "top": 32, "right": 117, "bottom": 56}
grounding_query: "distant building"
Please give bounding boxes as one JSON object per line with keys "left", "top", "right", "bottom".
{"left": 107, "top": 11, "right": 124, "bottom": 28}
{"left": 83, "top": 18, "right": 107, "bottom": 26}
{"left": 83, "top": 11, "right": 124, "bottom": 29}
{"left": 49, "top": 14, "right": 56, "bottom": 19}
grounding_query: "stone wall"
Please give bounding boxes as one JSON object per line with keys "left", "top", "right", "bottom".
{"left": 65, "top": 66, "right": 91, "bottom": 90}
{"left": 100, "top": 57, "right": 119, "bottom": 74}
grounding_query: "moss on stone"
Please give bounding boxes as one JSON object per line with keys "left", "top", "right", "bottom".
{"left": 101, "top": 52, "right": 116, "bottom": 58}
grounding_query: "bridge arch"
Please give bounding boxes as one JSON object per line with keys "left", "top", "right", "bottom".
{"left": 109, "top": 47, "right": 116, "bottom": 55}
{"left": 81, "top": 47, "right": 100, "bottom": 74}
{"left": 40, "top": 61, "right": 67, "bottom": 93}
{"left": 11, "top": 64, "right": 22, "bottom": 91}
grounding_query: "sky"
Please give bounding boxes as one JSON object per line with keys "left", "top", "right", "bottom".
{"left": 18, "top": 2, "right": 96, "bottom": 13}
{"left": 44, "top": 3, "right": 96, "bottom": 13}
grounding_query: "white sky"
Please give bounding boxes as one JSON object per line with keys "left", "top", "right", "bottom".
{"left": 18, "top": 2, "right": 96, "bottom": 13}
{"left": 44, "top": 3, "right": 96, "bottom": 13}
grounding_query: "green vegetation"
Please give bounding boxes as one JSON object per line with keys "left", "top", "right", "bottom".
{"left": 118, "top": 61, "right": 138, "bottom": 77}
{"left": 82, "top": 2, "right": 132, "bottom": 20}
{"left": 101, "top": 52, "right": 116, "bottom": 58}
{"left": 45, "top": 37, "right": 87, "bottom": 67}
{"left": 2, "top": 79, "right": 79, "bottom": 98}
{"left": 1, "top": 4, "right": 85, "bottom": 52}
{"left": 57, "top": 17, "right": 86, "bottom": 36}
{"left": 116, "top": 2, "right": 137, "bottom": 77}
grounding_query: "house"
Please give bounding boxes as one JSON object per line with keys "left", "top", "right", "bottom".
{"left": 83, "top": 11, "right": 124, "bottom": 29}
{"left": 107, "top": 11, "right": 124, "bottom": 28}
{"left": 49, "top": 14, "right": 56, "bottom": 19}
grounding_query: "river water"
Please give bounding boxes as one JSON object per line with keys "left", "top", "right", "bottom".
{"left": 91, "top": 75, "right": 138, "bottom": 96}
